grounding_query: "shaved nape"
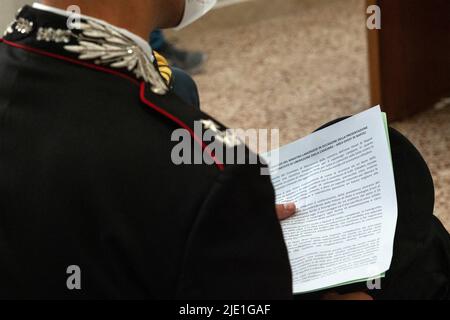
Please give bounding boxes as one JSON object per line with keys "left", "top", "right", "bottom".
{"left": 37, "top": 0, "right": 183, "bottom": 37}
{"left": 37, "top": 0, "right": 160, "bottom": 40}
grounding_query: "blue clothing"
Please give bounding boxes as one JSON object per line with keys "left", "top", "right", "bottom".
{"left": 150, "top": 31, "right": 200, "bottom": 109}
{"left": 171, "top": 67, "right": 200, "bottom": 110}
{"left": 150, "top": 29, "right": 165, "bottom": 51}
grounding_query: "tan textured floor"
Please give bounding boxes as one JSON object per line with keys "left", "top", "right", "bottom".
{"left": 168, "top": 0, "right": 450, "bottom": 230}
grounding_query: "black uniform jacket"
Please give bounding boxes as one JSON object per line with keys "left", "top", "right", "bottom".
{"left": 0, "top": 6, "right": 292, "bottom": 299}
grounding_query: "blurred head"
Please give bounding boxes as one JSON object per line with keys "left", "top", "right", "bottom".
{"left": 155, "top": 0, "right": 186, "bottom": 28}
{"left": 132, "top": 0, "right": 217, "bottom": 29}
{"left": 42, "top": 0, "right": 216, "bottom": 30}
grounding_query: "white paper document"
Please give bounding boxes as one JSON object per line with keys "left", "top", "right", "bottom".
{"left": 264, "top": 106, "right": 397, "bottom": 294}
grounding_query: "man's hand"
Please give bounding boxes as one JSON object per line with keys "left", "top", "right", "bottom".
{"left": 321, "top": 291, "right": 373, "bottom": 300}
{"left": 276, "top": 203, "right": 296, "bottom": 220}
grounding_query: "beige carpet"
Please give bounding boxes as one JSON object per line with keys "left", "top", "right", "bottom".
{"left": 168, "top": 0, "right": 450, "bottom": 230}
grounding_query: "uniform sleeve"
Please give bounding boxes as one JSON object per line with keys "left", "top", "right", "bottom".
{"left": 175, "top": 163, "right": 293, "bottom": 299}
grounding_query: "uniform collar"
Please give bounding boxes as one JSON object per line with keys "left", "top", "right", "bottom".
{"left": 0, "top": 5, "right": 227, "bottom": 171}
{"left": 2, "top": 4, "right": 169, "bottom": 95}
{"left": 32, "top": 2, "right": 154, "bottom": 62}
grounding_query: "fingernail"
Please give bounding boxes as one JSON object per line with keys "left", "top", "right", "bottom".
{"left": 285, "top": 203, "right": 296, "bottom": 212}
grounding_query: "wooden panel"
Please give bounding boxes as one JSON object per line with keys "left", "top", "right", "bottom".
{"left": 367, "top": 0, "right": 450, "bottom": 120}
{"left": 367, "top": 0, "right": 381, "bottom": 108}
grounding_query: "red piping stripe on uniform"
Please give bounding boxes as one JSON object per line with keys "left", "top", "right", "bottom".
{"left": 0, "top": 38, "right": 224, "bottom": 171}
{"left": 0, "top": 38, "right": 140, "bottom": 85}
{"left": 139, "top": 82, "right": 224, "bottom": 171}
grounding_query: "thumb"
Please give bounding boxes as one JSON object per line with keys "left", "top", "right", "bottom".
{"left": 275, "top": 203, "right": 296, "bottom": 221}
